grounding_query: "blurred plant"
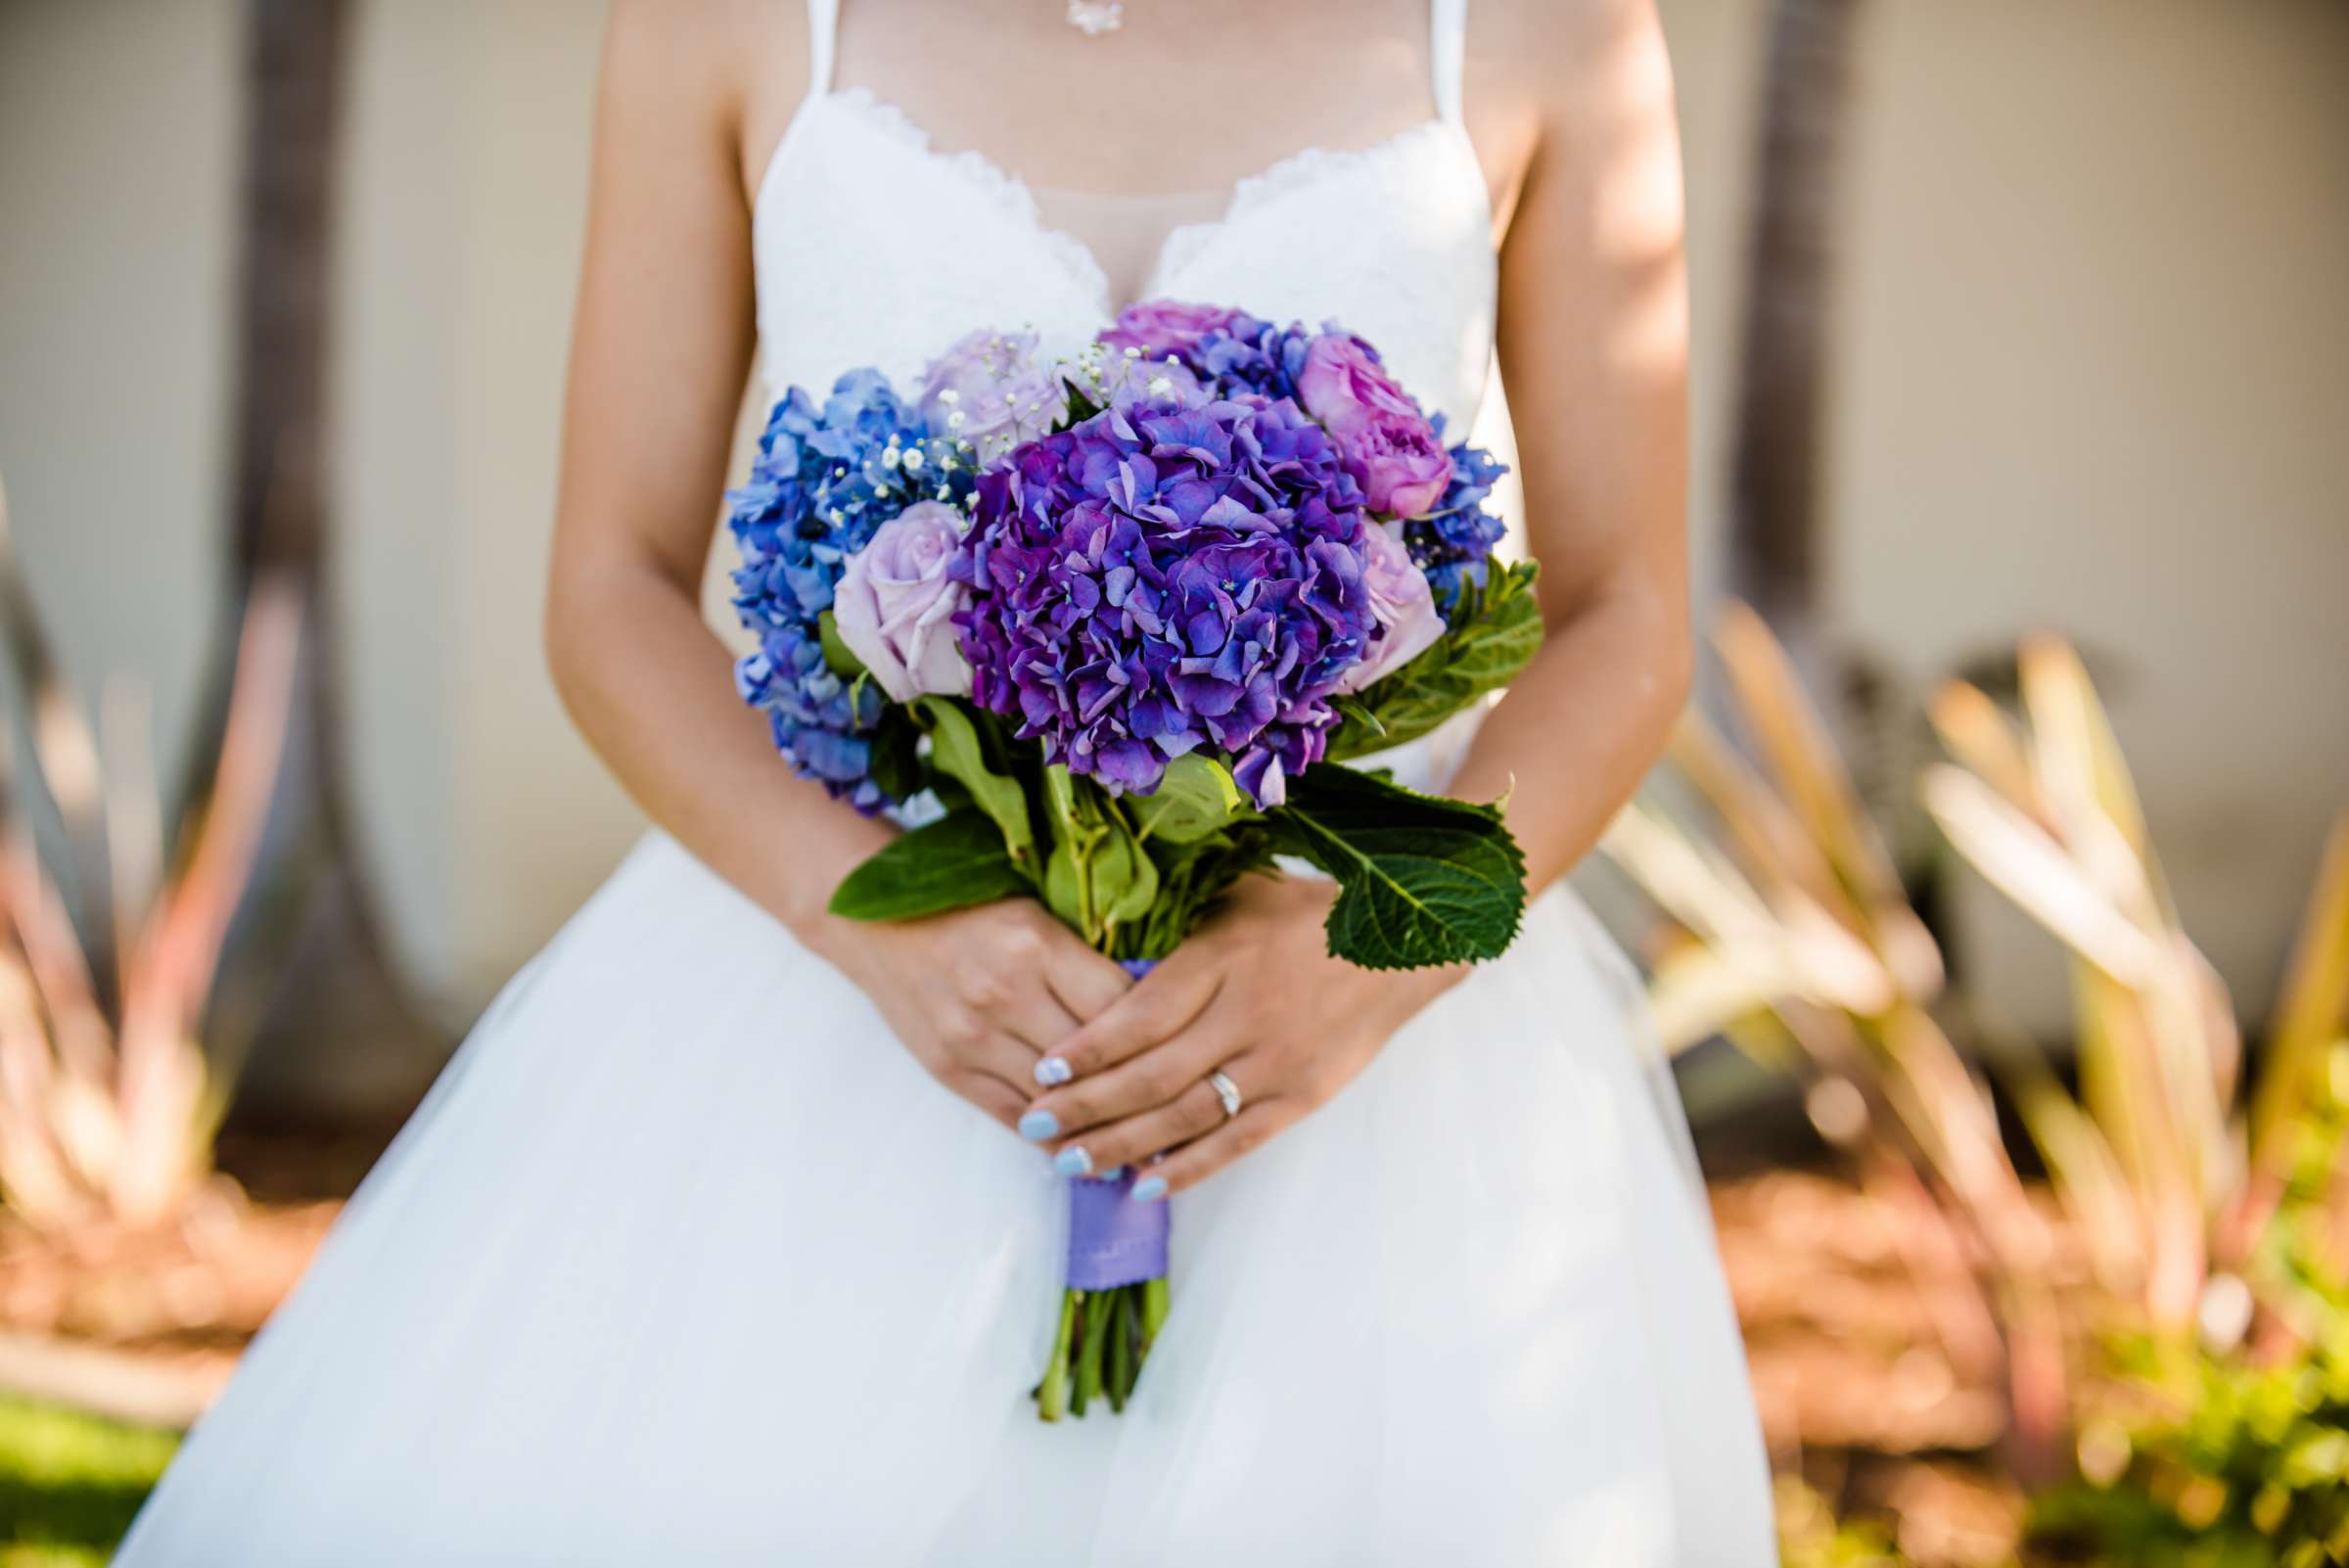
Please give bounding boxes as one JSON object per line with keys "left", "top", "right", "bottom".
{"left": 1602, "top": 607, "right": 2349, "bottom": 1485}
{"left": 1601, "top": 603, "right": 2071, "bottom": 1472}
{"left": 0, "top": 472, "right": 300, "bottom": 1235}
{"left": 1777, "top": 1474, "right": 1924, "bottom": 1568}
{"left": 2022, "top": 840, "right": 2349, "bottom": 1568}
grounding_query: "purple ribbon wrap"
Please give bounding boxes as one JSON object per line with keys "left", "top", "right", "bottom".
{"left": 1064, "top": 957, "right": 1171, "bottom": 1290}
{"left": 1066, "top": 1169, "right": 1171, "bottom": 1289}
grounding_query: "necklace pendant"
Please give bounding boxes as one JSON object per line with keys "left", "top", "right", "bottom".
{"left": 1066, "top": 1, "right": 1124, "bottom": 37}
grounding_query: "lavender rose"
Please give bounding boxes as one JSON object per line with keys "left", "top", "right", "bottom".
{"left": 1294, "top": 332, "right": 1455, "bottom": 518}
{"left": 1336, "top": 522, "right": 1448, "bottom": 695}
{"left": 918, "top": 329, "right": 1066, "bottom": 459}
{"left": 833, "top": 501, "right": 972, "bottom": 703}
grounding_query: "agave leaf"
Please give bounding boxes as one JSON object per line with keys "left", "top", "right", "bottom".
{"left": 2018, "top": 636, "right": 2175, "bottom": 931}
{"left": 1993, "top": 1042, "right": 2146, "bottom": 1299}
{"left": 2251, "top": 810, "right": 2349, "bottom": 1164}
{"left": 1927, "top": 678, "right": 2041, "bottom": 822}
{"left": 0, "top": 473, "right": 111, "bottom": 960}
{"left": 1666, "top": 715, "right": 1851, "bottom": 926}
{"left": 1712, "top": 602, "right": 1910, "bottom": 917}
{"left": 1645, "top": 943, "right": 1792, "bottom": 1055}
{"left": 1922, "top": 764, "right": 2165, "bottom": 986}
{"left": 100, "top": 679, "right": 164, "bottom": 978}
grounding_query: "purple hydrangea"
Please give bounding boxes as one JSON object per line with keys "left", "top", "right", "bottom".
{"left": 950, "top": 395, "right": 1377, "bottom": 808}
{"left": 729, "top": 369, "right": 972, "bottom": 811}
{"left": 1406, "top": 413, "right": 1510, "bottom": 604}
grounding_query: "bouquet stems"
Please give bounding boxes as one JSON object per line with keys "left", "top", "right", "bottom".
{"left": 1038, "top": 1280, "right": 1158, "bottom": 1421}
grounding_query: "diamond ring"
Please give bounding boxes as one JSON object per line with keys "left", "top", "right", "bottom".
{"left": 1207, "top": 1070, "right": 1244, "bottom": 1121}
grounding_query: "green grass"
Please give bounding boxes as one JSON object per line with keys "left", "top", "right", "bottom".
{"left": 0, "top": 1398, "right": 176, "bottom": 1566}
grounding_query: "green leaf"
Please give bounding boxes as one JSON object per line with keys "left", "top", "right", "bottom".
{"left": 817, "top": 610, "right": 865, "bottom": 680}
{"left": 828, "top": 811, "right": 1034, "bottom": 922}
{"left": 1059, "top": 376, "right": 1104, "bottom": 429}
{"left": 916, "top": 699, "right": 1035, "bottom": 867}
{"left": 1129, "top": 754, "right": 1252, "bottom": 844}
{"left": 864, "top": 707, "right": 925, "bottom": 805}
{"left": 1093, "top": 827, "right": 1161, "bottom": 928}
{"left": 1325, "top": 562, "right": 1544, "bottom": 763}
{"left": 1275, "top": 765, "right": 1528, "bottom": 970}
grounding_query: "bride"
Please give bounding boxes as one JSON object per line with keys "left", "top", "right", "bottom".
{"left": 118, "top": 1, "right": 1773, "bottom": 1561}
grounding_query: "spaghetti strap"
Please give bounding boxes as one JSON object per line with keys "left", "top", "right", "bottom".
{"left": 1431, "top": 0, "right": 1467, "bottom": 127}
{"left": 805, "top": 0, "right": 841, "bottom": 102}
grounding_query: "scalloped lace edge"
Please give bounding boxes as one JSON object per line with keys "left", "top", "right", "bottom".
{"left": 820, "top": 87, "right": 1463, "bottom": 313}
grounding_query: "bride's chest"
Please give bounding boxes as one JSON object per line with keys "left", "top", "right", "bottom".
{"left": 750, "top": 89, "right": 1498, "bottom": 429}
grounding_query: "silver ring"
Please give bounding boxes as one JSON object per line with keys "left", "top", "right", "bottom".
{"left": 1207, "top": 1070, "right": 1244, "bottom": 1121}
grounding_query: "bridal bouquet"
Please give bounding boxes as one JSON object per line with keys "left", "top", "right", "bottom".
{"left": 728, "top": 301, "right": 1542, "bottom": 1418}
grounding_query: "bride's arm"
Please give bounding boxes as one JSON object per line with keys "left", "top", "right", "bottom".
{"left": 1443, "top": 0, "right": 1693, "bottom": 894}
{"left": 544, "top": 1, "right": 1128, "bottom": 1129}
{"left": 1016, "top": 0, "right": 1692, "bottom": 1191}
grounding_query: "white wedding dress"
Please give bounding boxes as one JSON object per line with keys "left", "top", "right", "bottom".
{"left": 116, "top": 3, "right": 1773, "bottom": 1563}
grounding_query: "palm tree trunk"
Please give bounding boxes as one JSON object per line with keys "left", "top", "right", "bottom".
{"left": 208, "top": 0, "right": 447, "bottom": 1127}
{"left": 1727, "top": 0, "right": 1865, "bottom": 666}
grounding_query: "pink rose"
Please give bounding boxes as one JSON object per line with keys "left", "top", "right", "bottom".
{"left": 1336, "top": 523, "right": 1447, "bottom": 695}
{"left": 1345, "top": 413, "right": 1455, "bottom": 518}
{"left": 832, "top": 502, "right": 971, "bottom": 703}
{"left": 1294, "top": 333, "right": 1453, "bottom": 518}
{"left": 1097, "top": 300, "right": 1248, "bottom": 359}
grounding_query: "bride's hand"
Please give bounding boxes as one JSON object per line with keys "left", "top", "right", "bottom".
{"left": 816, "top": 900, "right": 1133, "bottom": 1134}
{"left": 1019, "top": 879, "right": 1464, "bottom": 1196}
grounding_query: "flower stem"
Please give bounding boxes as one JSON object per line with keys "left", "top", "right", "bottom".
{"left": 1140, "top": 1275, "right": 1171, "bottom": 1359}
{"left": 1075, "top": 1289, "right": 1112, "bottom": 1414}
{"left": 1106, "top": 1286, "right": 1134, "bottom": 1412}
{"left": 1036, "top": 1288, "right": 1078, "bottom": 1422}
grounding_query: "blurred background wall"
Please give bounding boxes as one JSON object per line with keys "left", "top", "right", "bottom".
{"left": 2, "top": 0, "right": 2343, "bottom": 1058}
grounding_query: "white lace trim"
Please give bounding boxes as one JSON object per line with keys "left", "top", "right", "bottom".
{"left": 1152, "top": 119, "right": 1462, "bottom": 287}
{"left": 823, "top": 87, "right": 1114, "bottom": 314}
{"left": 816, "top": 87, "right": 1472, "bottom": 313}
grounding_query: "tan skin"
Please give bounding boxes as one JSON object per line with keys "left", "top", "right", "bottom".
{"left": 547, "top": 0, "right": 1691, "bottom": 1191}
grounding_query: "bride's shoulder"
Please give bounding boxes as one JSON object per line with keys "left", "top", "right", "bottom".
{"left": 602, "top": 0, "right": 808, "bottom": 104}
{"left": 1468, "top": 0, "right": 1674, "bottom": 135}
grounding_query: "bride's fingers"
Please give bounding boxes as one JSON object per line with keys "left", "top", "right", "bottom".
{"left": 957, "top": 1031, "right": 1052, "bottom": 1104}
{"left": 1032, "top": 959, "right": 1219, "bottom": 1087}
{"left": 1042, "top": 1079, "right": 1225, "bottom": 1176}
{"left": 997, "top": 989, "right": 1081, "bottom": 1057}
{"left": 1040, "top": 939, "right": 1134, "bottom": 1026}
{"left": 950, "top": 1073, "right": 1030, "bottom": 1134}
{"left": 1129, "top": 1099, "right": 1293, "bottom": 1198}
{"left": 1022, "top": 1013, "right": 1235, "bottom": 1142}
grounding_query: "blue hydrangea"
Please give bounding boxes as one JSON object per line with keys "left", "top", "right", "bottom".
{"left": 1405, "top": 413, "right": 1509, "bottom": 605}
{"left": 728, "top": 369, "right": 973, "bottom": 811}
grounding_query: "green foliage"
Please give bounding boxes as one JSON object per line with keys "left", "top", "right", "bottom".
{"left": 833, "top": 693, "right": 1532, "bottom": 975}
{"left": 0, "top": 1397, "right": 176, "bottom": 1565}
{"left": 2029, "top": 1323, "right": 2349, "bottom": 1567}
{"left": 1128, "top": 754, "right": 1249, "bottom": 845}
{"left": 1039, "top": 765, "right": 1162, "bottom": 945}
{"left": 827, "top": 811, "right": 1033, "bottom": 922}
{"left": 915, "top": 699, "right": 1037, "bottom": 869}
{"left": 1774, "top": 1478, "right": 1921, "bottom": 1568}
{"left": 2030, "top": 1048, "right": 2349, "bottom": 1568}
{"left": 1276, "top": 764, "right": 1527, "bottom": 970}
{"left": 816, "top": 610, "right": 863, "bottom": 680}
{"left": 1325, "top": 560, "right": 1543, "bottom": 763}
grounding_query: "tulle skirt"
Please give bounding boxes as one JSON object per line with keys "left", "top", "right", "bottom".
{"left": 115, "top": 829, "right": 1773, "bottom": 1566}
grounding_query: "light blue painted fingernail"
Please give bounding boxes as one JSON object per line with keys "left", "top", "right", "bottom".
{"left": 1019, "top": 1109, "right": 1059, "bottom": 1142}
{"left": 1054, "top": 1145, "right": 1093, "bottom": 1178}
{"left": 1035, "top": 1056, "right": 1073, "bottom": 1087}
{"left": 1097, "top": 1167, "right": 1126, "bottom": 1182}
{"left": 1130, "top": 1176, "right": 1168, "bottom": 1203}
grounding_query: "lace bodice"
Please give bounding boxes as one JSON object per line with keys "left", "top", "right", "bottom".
{"left": 751, "top": 0, "right": 1497, "bottom": 437}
